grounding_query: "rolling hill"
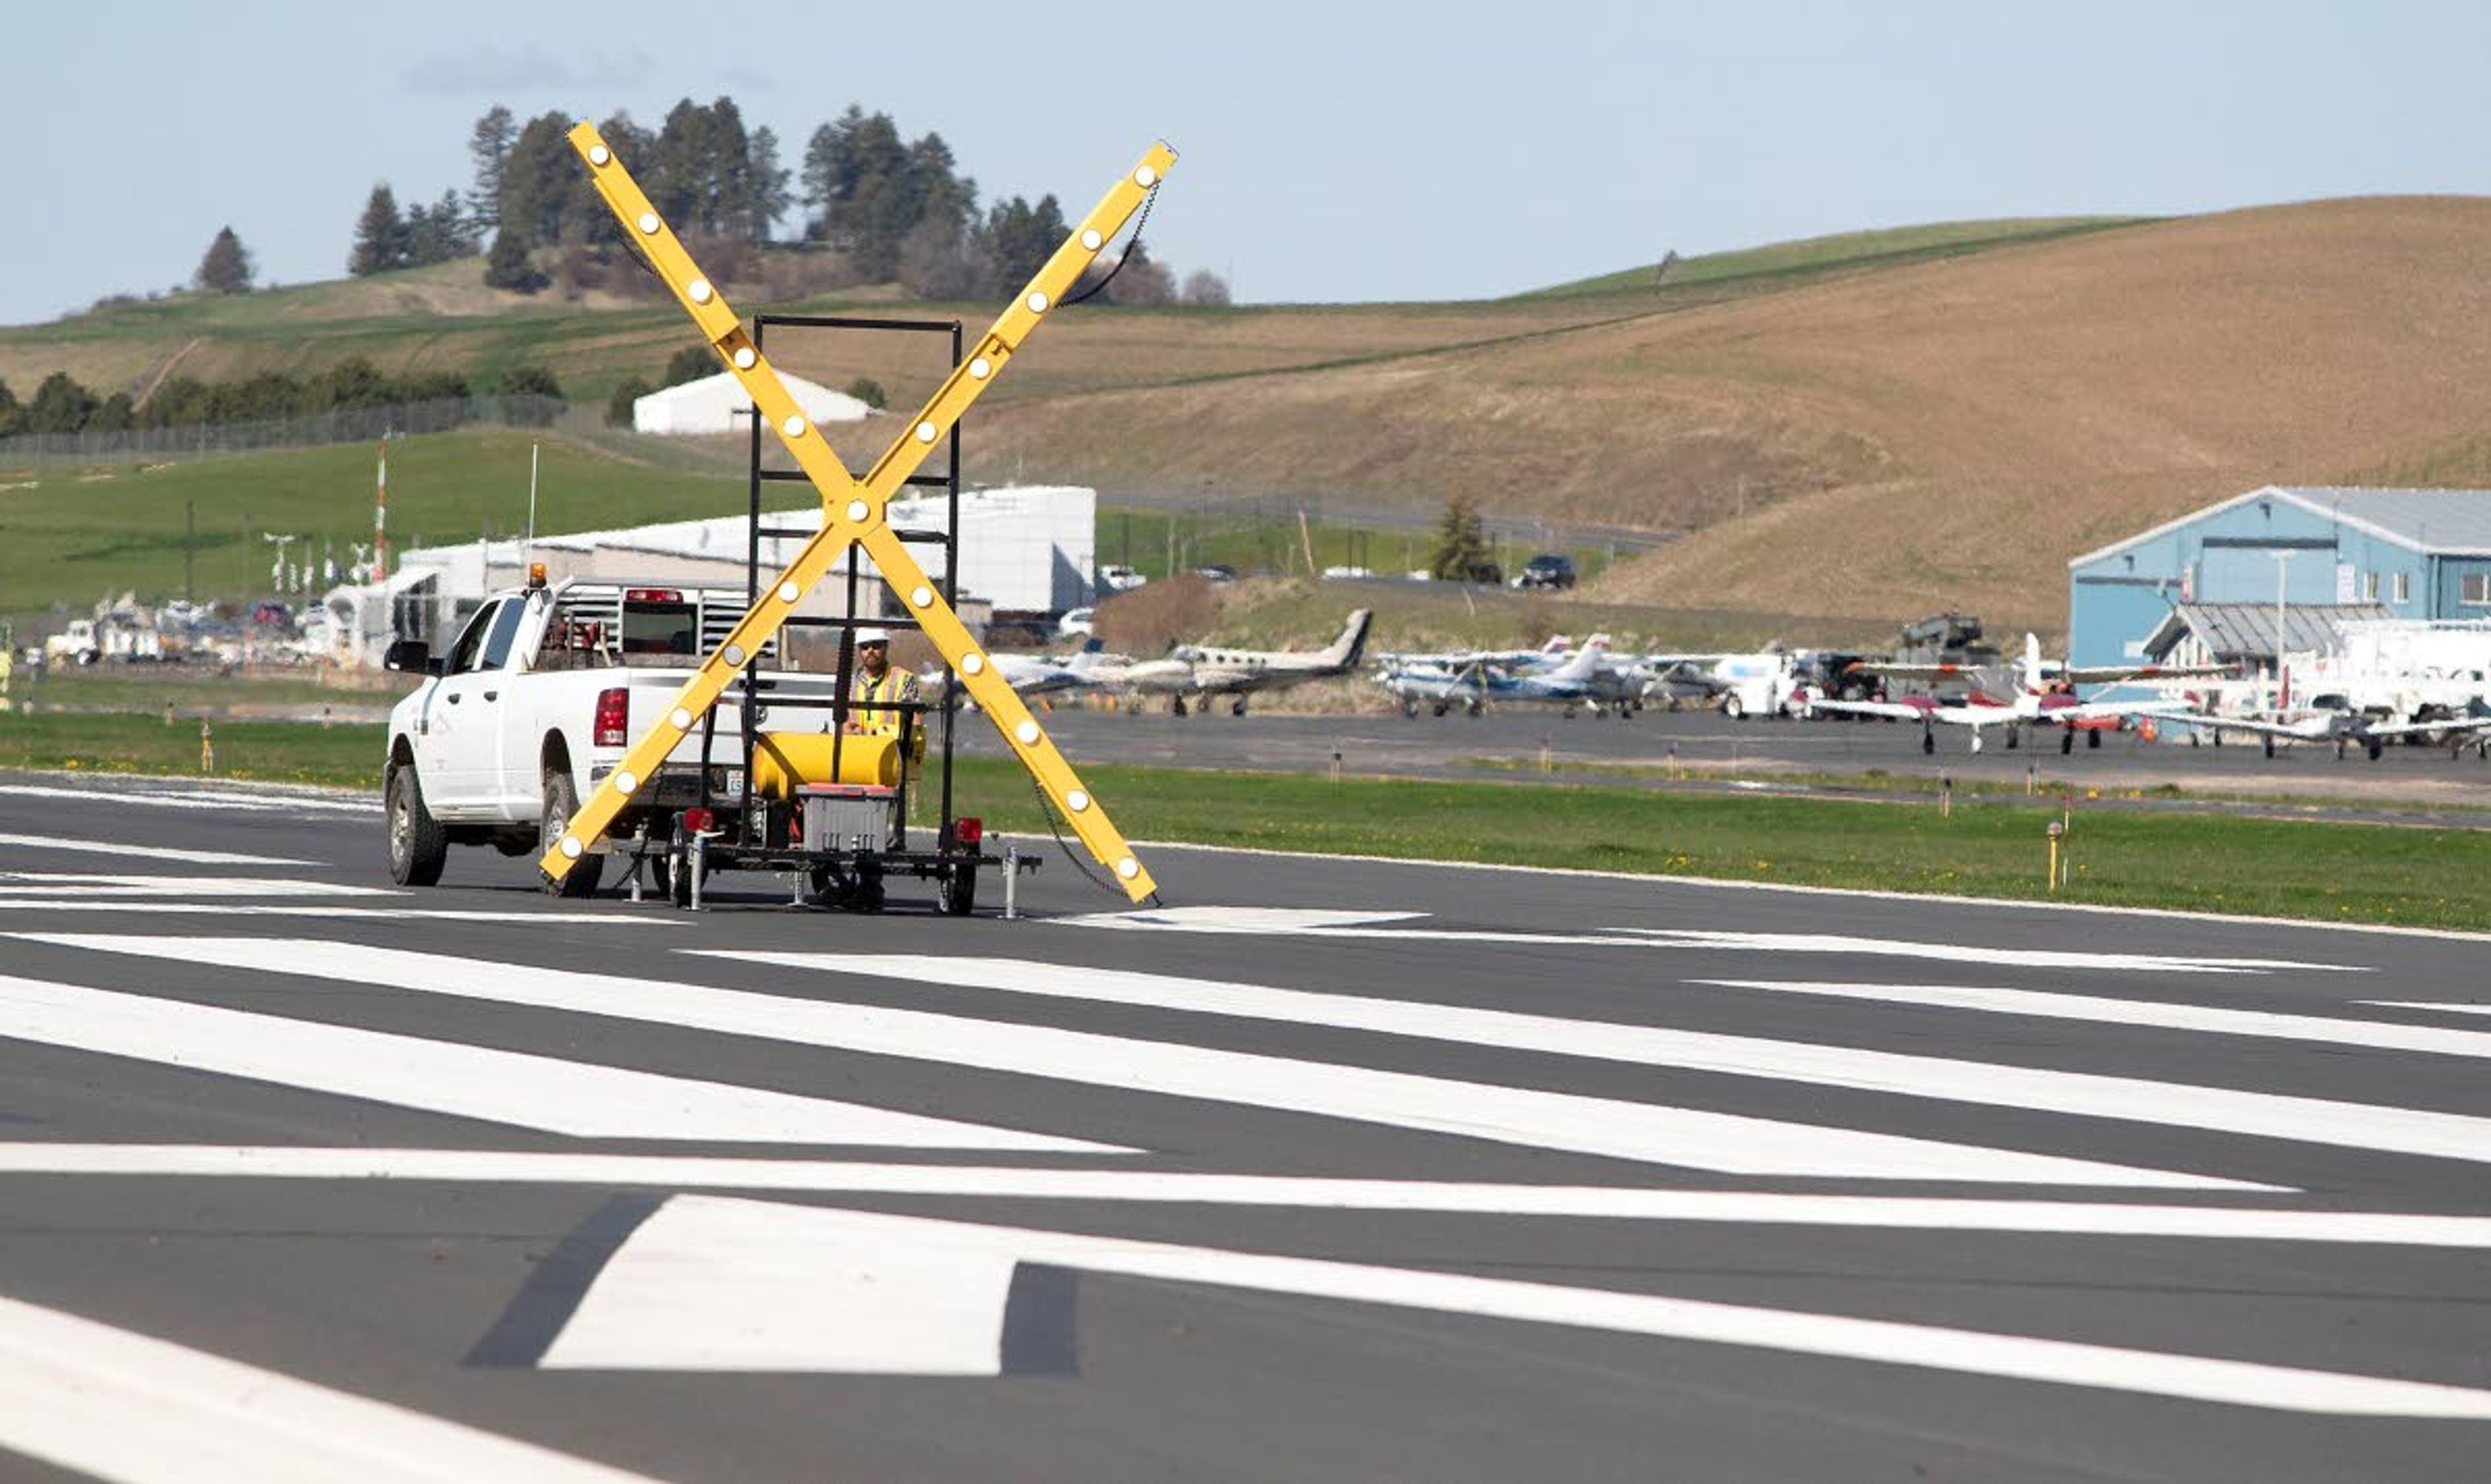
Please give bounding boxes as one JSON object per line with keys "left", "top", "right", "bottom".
{"left": 8, "top": 198, "right": 2488, "bottom": 634}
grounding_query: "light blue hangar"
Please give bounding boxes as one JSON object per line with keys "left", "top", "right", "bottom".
{"left": 2066, "top": 485, "right": 2491, "bottom": 673}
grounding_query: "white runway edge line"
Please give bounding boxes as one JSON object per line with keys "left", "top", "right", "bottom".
{"left": 2367, "top": 1001, "right": 2491, "bottom": 1018}
{"left": 551, "top": 1195, "right": 2491, "bottom": 1418}
{"left": 8, "top": 935, "right": 2259, "bottom": 1188}
{"left": 0, "top": 833, "right": 317, "bottom": 866}
{"left": 1053, "top": 906, "right": 2348, "bottom": 974}
{"left": 11, "top": 1145, "right": 2488, "bottom": 1247}
{"left": 0, "top": 1294, "right": 668, "bottom": 1484}
{"left": 0, "top": 974, "right": 1116, "bottom": 1151}
{"left": 1124, "top": 839, "right": 2491, "bottom": 945}
{"left": 0, "top": 782, "right": 378, "bottom": 815}
{"left": 0, "top": 902, "right": 679, "bottom": 925}
{"left": 0, "top": 873, "right": 394, "bottom": 898}
{"left": 1702, "top": 980, "right": 2491, "bottom": 1059}
{"left": 713, "top": 953, "right": 2490, "bottom": 1168}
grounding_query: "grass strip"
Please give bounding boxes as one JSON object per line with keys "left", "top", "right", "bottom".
{"left": 6, "top": 712, "right": 2485, "bottom": 932}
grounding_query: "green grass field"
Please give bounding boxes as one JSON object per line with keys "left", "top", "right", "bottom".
{"left": 0, "top": 428, "right": 823, "bottom": 619}
{"left": 6, "top": 708, "right": 2485, "bottom": 931}
{"left": 1522, "top": 217, "right": 2155, "bottom": 299}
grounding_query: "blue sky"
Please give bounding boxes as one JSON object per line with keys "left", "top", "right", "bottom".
{"left": 6, "top": 1, "right": 2485, "bottom": 327}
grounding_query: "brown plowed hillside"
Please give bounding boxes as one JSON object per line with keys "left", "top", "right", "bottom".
{"left": 974, "top": 196, "right": 2491, "bottom": 632}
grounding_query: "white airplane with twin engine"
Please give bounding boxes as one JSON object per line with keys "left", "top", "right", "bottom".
{"left": 1812, "top": 634, "right": 2220, "bottom": 754}
{"left": 924, "top": 638, "right": 1109, "bottom": 709}
{"left": 1124, "top": 610, "right": 1374, "bottom": 715}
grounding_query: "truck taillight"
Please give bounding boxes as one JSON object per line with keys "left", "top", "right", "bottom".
{"left": 952, "top": 816, "right": 983, "bottom": 846}
{"left": 594, "top": 687, "right": 629, "bottom": 747}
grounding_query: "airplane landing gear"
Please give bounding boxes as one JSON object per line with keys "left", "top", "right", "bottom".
{"left": 1172, "top": 696, "right": 1189, "bottom": 717}
{"left": 2060, "top": 728, "right": 2075, "bottom": 755}
{"left": 1920, "top": 726, "right": 1936, "bottom": 755}
{"left": 1231, "top": 697, "right": 1249, "bottom": 717}
{"left": 2086, "top": 728, "right": 2102, "bottom": 749}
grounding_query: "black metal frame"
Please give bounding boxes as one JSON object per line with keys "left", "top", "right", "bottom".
{"left": 649, "top": 313, "right": 1015, "bottom": 912}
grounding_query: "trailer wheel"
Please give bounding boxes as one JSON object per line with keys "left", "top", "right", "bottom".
{"left": 539, "top": 769, "right": 605, "bottom": 898}
{"left": 386, "top": 765, "right": 448, "bottom": 887}
{"left": 938, "top": 863, "right": 978, "bottom": 916}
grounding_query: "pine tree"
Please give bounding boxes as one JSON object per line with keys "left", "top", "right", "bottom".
{"left": 1429, "top": 496, "right": 1493, "bottom": 581}
{"left": 25, "top": 372, "right": 101, "bottom": 433}
{"left": 0, "top": 379, "right": 22, "bottom": 437}
{"left": 194, "top": 226, "right": 254, "bottom": 294}
{"left": 349, "top": 185, "right": 407, "bottom": 276}
{"left": 483, "top": 229, "right": 546, "bottom": 293}
{"left": 747, "top": 125, "right": 791, "bottom": 243}
{"left": 467, "top": 104, "right": 515, "bottom": 233}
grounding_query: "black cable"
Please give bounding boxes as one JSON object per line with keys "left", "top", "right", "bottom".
{"left": 1026, "top": 771, "right": 1132, "bottom": 898}
{"left": 1061, "top": 183, "right": 1159, "bottom": 307}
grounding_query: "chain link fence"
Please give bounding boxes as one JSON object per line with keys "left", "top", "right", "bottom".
{"left": 0, "top": 395, "right": 579, "bottom": 466}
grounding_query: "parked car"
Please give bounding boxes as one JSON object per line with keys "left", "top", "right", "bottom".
{"left": 1515, "top": 553, "right": 1578, "bottom": 590}
{"left": 1190, "top": 563, "right": 1238, "bottom": 583}
{"left": 1057, "top": 606, "right": 1096, "bottom": 638}
{"left": 1099, "top": 564, "right": 1149, "bottom": 592}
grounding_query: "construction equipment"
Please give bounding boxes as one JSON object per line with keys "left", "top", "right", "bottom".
{"left": 535, "top": 122, "right": 1169, "bottom": 903}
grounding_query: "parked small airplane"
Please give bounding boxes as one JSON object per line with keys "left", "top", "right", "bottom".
{"left": 1815, "top": 634, "right": 2215, "bottom": 754}
{"left": 1476, "top": 638, "right": 1611, "bottom": 715}
{"left": 1126, "top": 610, "right": 1375, "bottom": 715}
{"left": 1375, "top": 660, "right": 1488, "bottom": 717}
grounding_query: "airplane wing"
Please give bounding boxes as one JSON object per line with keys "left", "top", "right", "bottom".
{"left": 2058, "top": 662, "right": 2235, "bottom": 684}
{"left": 1809, "top": 699, "right": 1931, "bottom": 723}
{"left": 2160, "top": 710, "right": 2344, "bottom": 741}
{"left": 2356, "top": 713, "right": 2491, "bottom": 740}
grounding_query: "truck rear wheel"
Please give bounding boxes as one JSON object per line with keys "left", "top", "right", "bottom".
{"left": 938, "top": 863, "right": 978, "bottom": 916}
{"left": 539, "top": 769, "right": 605, "bottom": 898}
{"left": 387, "top": 766, "right": 448, "bottom": 887}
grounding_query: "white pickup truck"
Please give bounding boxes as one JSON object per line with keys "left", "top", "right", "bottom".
{"left": 382, "top": 577, "right": 836, "bottom": 894}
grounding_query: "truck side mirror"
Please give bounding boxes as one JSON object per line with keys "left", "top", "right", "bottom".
{"left": 383, "top": 639, "right": 437, "bottom": 675}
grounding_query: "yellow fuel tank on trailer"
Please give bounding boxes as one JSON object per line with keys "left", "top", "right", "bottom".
{"left": 749, "top": 731, "right": 903, "bottom": 797}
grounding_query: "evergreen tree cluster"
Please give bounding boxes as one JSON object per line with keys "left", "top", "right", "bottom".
{"left": 0, "top": 360, "right": 564, "bottom": 438}
{"left": 349, "top": 184, "right": 479, "bottom": 276}
{"left": 450, "top": 95, "right": 1228, "bottom": 306}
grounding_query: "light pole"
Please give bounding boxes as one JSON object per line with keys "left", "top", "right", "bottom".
{"left": 2271, "top": 549, "right": 2292, "bottom": 708}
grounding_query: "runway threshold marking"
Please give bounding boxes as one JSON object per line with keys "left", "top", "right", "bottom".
{"left": 0, "top": 1294, "right": 667, "bottom": 1483}
{"left": 0, "top": 972, "right": 1117, "bottom": 1151}
{"left": 0, "top": 833, "right": 318, "bottom": 866}
{"left": 516, "top": 1194, "right": 2491, "bottom": 1418}
{"left": 38, "top": 1145, "right": 2491, "bottom": 1243}
{"left": 1702, "top": 979, "right": 2491, "bottom": 1059}
{"left": 1054, "top": 906, "right": 2348, "bottom": 974}
{"left": 706, "top": 951, "right": 2491, "bottom": 1168}
{"left": 8, "top": 935, "right": 2256, "bottom": 1186}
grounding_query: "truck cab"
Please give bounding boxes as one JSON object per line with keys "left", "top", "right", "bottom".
{"left": 383, "top": 577, "right": 828, "bottom": 892}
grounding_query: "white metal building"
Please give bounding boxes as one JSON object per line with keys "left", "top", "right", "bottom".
{"left": 632, "top": 372, "right": 871, "bottom": 436}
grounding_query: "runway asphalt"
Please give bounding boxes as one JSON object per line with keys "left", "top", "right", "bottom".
{"left": 1, "top": 768, "right": 2488, "bottom": 1481}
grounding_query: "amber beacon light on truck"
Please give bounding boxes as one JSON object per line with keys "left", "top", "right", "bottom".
{"left": 535, "top": 122, "right": 1169, "bottom": 901}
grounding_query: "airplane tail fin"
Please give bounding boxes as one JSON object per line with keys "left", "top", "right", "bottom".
{"left": 2023, "top": 632, "right": 2044, "bottom": 693}
{"left": 1323, "top": 610, "right": 1375, "bottom": 671}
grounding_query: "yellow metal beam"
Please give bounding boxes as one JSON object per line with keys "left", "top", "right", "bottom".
{"left": 538, "top": 121, "right": 1168, "bottom": 900}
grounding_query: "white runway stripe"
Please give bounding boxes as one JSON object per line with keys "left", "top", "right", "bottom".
{"left": 2368, "top": 1001, "right": 2491, "bottom": 1018}
{"left": 0, "top": 1295, "right": 665, "bottom": 1483}
{"left": 0, "top": 783, "right": 376, "bottom": 815}
{"left": 0, "top": 974, "right": 1114, "bottom": 1151}
{"left": 0, "top": 873, "right": 390, "bottom": 898}
{"left": 8, "top": 1144, "right": 2485, "bottom": 1247}
{"left": 1701, "top": 979, "right": 2491, "bottom": 1059}
{"left": 0, "top": 833, "right": 317, "bottom": 866}
{"left": 708, "top": 953, "right": 2491, "bottom": 1168}
{"left": 10, "top": 935, "right": 2263, "bottom": 1187}
{"left": 1056, "top": 909, "right": 2348, "bottom": 974}
{"left": 0, "top": 901, "right": 677, "bottom": 924}
{"left": 557, "top": 1197, "right": 2491, "bottom": 1417}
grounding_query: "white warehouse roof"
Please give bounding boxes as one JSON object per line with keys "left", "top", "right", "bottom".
{"left": 633, "top": 371, "right": 871, "bottom": 436}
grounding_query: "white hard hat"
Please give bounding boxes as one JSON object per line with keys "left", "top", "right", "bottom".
{"left": 855, "top": 627, "right": 891, "bottom": 645}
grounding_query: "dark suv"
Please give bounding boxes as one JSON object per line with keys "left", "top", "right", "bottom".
{"left": 1515, "top": 553, "right": 1578, "bottom": 590}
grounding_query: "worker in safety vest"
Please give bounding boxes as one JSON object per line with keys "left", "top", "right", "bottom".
{"left": 845, "top": 627, "right": 921, "bottom": 737}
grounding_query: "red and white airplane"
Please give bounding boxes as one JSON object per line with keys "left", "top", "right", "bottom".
{"left": 1812, "top": 634, "right": 2226, "bottom": 754}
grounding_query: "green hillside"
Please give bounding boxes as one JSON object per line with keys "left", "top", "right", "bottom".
{"left": 0, "top": 429, "right": 821, "bottom": 616}
{"left": 1519, "top": 216, "right": 2152, "bottom": 299}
